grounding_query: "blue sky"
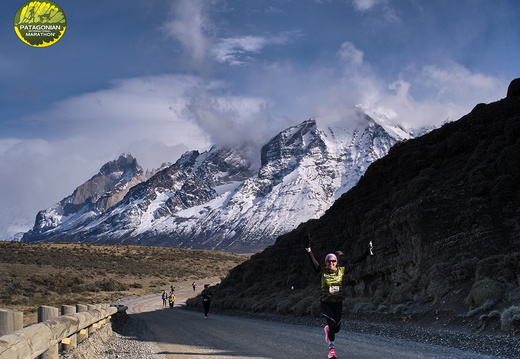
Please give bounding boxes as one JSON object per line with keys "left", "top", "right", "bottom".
{"left": 0, "top": 0, "right": 518, "bottom": 239}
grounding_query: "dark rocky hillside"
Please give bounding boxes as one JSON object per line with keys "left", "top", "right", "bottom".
{"left": 194, "top": 79, "right": 520, "bottom": 333}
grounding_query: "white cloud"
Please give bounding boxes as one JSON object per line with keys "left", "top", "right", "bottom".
{"left": 0, "top": 74, "right": 212, "bottom": 238}
{"left": 1, "top": 0, "right": 516, "bottom": 245}
{"left": 184, "top": 87, "right": 275, "bottom": 152}
{"left": 414, "top": 62, "right": 505, "bottom": 105}
{"left": 337, "top": 41, "right": 364, "bottom": 67}
{"left": 351, "top": 0, "right": 399, "bottom": 22}
{"left": 161, "top": 0, "right": 214, "bottom": 71}
{"left": 213, "top": 36, "right": 268, "bottom": 65}
{"left": 354, "top": 63, "right": 507, "bottom": 129}
{"left": 212, "top": 31, "right": 302, "bottom": 66}
{"left": 0, "top": 71, "right": 292, "bottom": 238}
{"left": 304, "top": 42, "right": 507, "bottom": 129}
{"left": 352, "top": 0, "right": 383, "bottom": 11}
{"left": 2, "top": 1, "right": 511, "bottom": 241}
{"left": 21, "top": 74, "right": 210, "bottom": 169}
{"left": 0, "top": 137, "right": 96, "bottom": 239}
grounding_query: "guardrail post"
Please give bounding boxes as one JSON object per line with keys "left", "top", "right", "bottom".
{"left": 38, "top": 306, "right": 59, "bottom": 359}
{"left": 76, "top": 304, "right": 88, "bottom": 343}
{"left": 61, "top": 305, "right": 77, "bottom": 352}
{"left": 0, "top": 309, "right": 13, "bottom": 336}
{"left": 13, "top": 311, "right": 23, "bottom": 332}
{"left": 0, "top": 303, "right": 118, "bottom": 359}
{"left": 1, "top": 309, "right": 23, "bottom": 335}
{"left": 76, "top": 304, "right": 88, "bottom": 313}
{"left": 87, "top": 305, "right": 99, "bottom": 335}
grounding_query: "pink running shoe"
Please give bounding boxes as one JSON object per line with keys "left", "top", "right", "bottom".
{"left": 327, "top": 347, "right": 336, "bottom": 358}
{"left": 324, "top": 325, "right": 330, "bottom": 343}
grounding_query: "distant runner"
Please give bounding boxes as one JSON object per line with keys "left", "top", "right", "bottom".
{"left": 305, "top": 238, "right": 373, "bottom": 359}
{"left": 168, "top": 292, "right": 176, "bottom": 308}
{"left": 162, "top": 290, "right": 168, "bottom": 308}
{"left": 201, "top": 284, "right": 213, "bottom": 319}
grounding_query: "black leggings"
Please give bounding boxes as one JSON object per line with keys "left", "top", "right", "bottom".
{"left": 203, "top": 300, "right": 211, "bottom": 316}
{"left": 321, "top": 301, "right": 342, "bottom": 342}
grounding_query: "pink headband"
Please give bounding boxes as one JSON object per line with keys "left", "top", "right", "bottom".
{"left": 325, "top": 253, "right": 337, "bottom": 263}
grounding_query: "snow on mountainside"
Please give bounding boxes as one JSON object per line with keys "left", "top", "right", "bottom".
{"left": 23, "top": 115, "right": 424, "bottom": 252}
{"left": 29, "top": 154, "right": 153, "bottom": 235}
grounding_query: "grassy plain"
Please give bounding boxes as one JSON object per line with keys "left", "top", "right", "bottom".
{"left": 0, "top": 241, "right": 248, "bottom": 326}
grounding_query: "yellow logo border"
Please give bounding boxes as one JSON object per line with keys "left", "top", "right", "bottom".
{"left": 13, "top": 1, "right": 67, "bottom": 47}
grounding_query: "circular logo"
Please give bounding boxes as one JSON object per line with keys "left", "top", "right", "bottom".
{"left": 14, "top": 1, "right": 67, "bottom": 47}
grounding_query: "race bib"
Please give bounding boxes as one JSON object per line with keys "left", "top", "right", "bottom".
{"left": 329, "top": 286, "right": 340, "bottom": 294}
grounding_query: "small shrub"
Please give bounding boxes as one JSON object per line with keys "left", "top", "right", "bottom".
{"left": 500, "top": 306, "right": 520, "bottom": 331}
{"left": 468, "top": 299, "right": 495, "bottom": 317}
{"left": 465, "top": 278, "right": 505, "bottom": 316}
{"left": 377, "top": 304, "right": 389, "bottom": 312}
{"left": 478, "top": 310, "right": 500, "bottom": 330}
{"left": 352, "top": 302, "right": 377, "bottom": 313}
{"left": 451, "top": 256, "right": 478, "bottom": 283}
{"left": 94, "top": 278, "right": 128, "bottom": 292}
{"left": 391, "top": 304, "right": 408, "bottom": 315}
{"left": 506, "top": 288, "right": 520, "bottom": 302}
{"left": 475, "top": 254, "right": 519, "bottom": 282}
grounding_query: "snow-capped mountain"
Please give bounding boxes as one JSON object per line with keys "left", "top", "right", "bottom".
{"left": 29, "top": 154, "right": 152, "bottom": 236}
{"left": 23, "top": 115, "right": 424, "bottom": 252}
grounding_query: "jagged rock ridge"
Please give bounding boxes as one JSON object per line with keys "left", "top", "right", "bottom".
{"left": 23, "top": 114, "right": 420, "bottom": 252}
{"left": 31, "top": 154, "right": 150, "bottom": 235}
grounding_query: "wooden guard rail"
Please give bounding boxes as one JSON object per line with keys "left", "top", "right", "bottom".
{"left": 0, "top": 304, "right": 126, "bottom": 359}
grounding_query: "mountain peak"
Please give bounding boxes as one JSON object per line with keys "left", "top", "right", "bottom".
{"left": 99, "top": 153, "right": 141, "bottom": 177}
{"left": 26, "top": 154, "right": 149, "bottom": 236}
{"left": 23, "top": 115, "right": 416, "bottom": 252}
{"left": 260, "top": 118, "right": 318, "bottom": 168}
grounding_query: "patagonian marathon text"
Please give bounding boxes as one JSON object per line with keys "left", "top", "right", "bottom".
{"left": 19, "top": 25, "right": 62, "bottom": 31}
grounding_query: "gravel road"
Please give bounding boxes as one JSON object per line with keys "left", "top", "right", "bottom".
{"left": 83, "top": 279, "right": 519, "bottom": 359}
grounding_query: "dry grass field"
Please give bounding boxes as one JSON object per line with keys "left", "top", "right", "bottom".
{"left": 0, "top": 241, "right": 248, "bottom": 326}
